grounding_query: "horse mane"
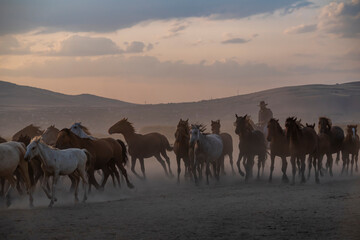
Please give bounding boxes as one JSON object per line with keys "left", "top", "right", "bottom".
{"left": 269, "top": 118, "right": 284, "bottom": 135}
{"left": 191, "top": 124, "right": 207, "bottom": 134}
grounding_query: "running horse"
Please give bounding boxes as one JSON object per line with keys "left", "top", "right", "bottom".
{"left": 341, "top": 125, "right": 359, "bottom": 175}
{"left": 234, "top": 114, "right": 267, "bottom": 181}
{"left": 190, "top": 124, "right": 223, "bottom": 185}
{"left": 211, "top": 120, "right": 235, "bottom": 175}
{"left": 108, "top": 118, "right": 173, "bottom": 179}
{"left": 174, "top": 119, "right": 191, "bottom": 183}
{"left": 285, "top": 117, "right": 318, "bottom": 184}
{"left": 266, "top": 118, "right": 289, "bottom": 183}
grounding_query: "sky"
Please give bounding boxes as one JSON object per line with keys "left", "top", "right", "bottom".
{"left": 0, "top": 0, "right": 359, "bottom": 104}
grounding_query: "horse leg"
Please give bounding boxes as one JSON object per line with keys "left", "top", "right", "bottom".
{"left": 356, "top": 152, "right": 359, "bottom": 172}
{"left": 100, "top": 167, "right": 110, "bottom": 190}
{"left": 87, "top": 167, "right": 100, "bottom": 191}
{"left": 17, "top": 161, "right": 34, "bottom": 208}
{"left": 351, "top": 154, "right": 355, "bottom": 175}
{"left": 139, "top": 157, "right": 147, "bottom": 179}
{"left": 68, "top": 174, "right": 76, "bottom": 193}
{"left": 205, "top": 161, "right": 210, "bottom": 185}
{"left": 341, "top": 153, "right": 347, "bottom": 175}
{"left": 73, "top": 173, "right": 80, "bottom": 204}
{"left": 327, "top": 153, "right": 333, "bottom": 177}
{"left": 300, "top": 156, "right": 306, "bottom": 183}
{"left": 307, "top": 155, "right": 312, "bottom": 180}
{"left": 336, "top": 151, "right": 340, "bottom": 165}
{"left": 109, "top": 162, "right": 120, "bottom": 188}
{"left": 229, "top": 153, "right": 235, "bottom": 175}
{"left": 0, "top": 178, "right": 4, "bottom": 197}
{"left": 161, "top": 151, "right": 173, "bottom": 177}
{"left": 176, "top": 155, "right": 181, "bottom": 184}
{"left": 236, "top": 152, "right": 245, "bottom": 177}
{"left": 257, "top": 156, "right": 261, "bottom": 180}
{"left": 78, "top": 168, "right": 88, "bottom": 203}
{"left": 315, "top": 156, "right": 320, "bottom": 184}
{"left": 154, "top": 154, "right": 168, "bottom": 177}
{"left": 49, "top": 173, "right": 59, "bottom": 207}
{"left": 220, "top": 155, "right": 226, "bottom": 176}
{"left": 281, "top": 156, "right": 289, "bottom": 183}
{"left": 131, "top": 156, "right": 142, "bottom": 179}
{"left": 269, "top": 154, "right": 275, "bottom": 183}
{"left": 290, "top": 156, "right": 296, "bottom": 185}
{"left": 4, "top": 175, "right": 16, "bottom": 207}
{"left": 116, "top": 162, "right": 134, "bottom": 189}
{"left": 41, "top": 174, "right": 52, "bottom": 200}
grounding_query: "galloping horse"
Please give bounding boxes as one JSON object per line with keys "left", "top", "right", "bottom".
{"left": 266, "top": 118, "right": 289, "bottom": 183}
{"left": 174, "top": 119, "right": 191, "bottom": 183}
{"left": 318, "top": 117, "right": 344, "bottom": 174}
{"left": 0, "top": 141, "right": 33, "bottom": 207}
{"left": 41, "top": 125, "right": 60, "bottom": 146}
{"left": 12, "top": 124, "right": 43, "bottom": 141}
{"left": 211, "top": 120, "right": 235, "bottom": 175}
{"left": 234, "top": 114, "right": 267, "bottom": 181}
{"left": 285, "top": 117, "right": 318, "bottom": 184}
{"left": 108, "top": 118, "right": 173, "bottom": 179}
{"left": 69, "top": 122, "right": 127, "bottom": 188}
{"left": 341, "top": 125, "right": 359, "bottom": 175}
{"left": 25, "top": 137, "right": 89, "bottom": 207}
{"left": 56, "top": 129, "right": 134, "bottom": 190}
{"left": 190, "top": 124, "right": 223, "bottom": 185}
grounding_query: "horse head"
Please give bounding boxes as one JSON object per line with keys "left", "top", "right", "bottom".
{"left": 211, "top": 120, "right": 221, "bottom": 134}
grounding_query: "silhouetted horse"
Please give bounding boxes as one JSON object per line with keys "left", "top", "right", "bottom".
{"left": 211, "top": 120, "right": 234, "bottom": 175}
{"left": 285, "top": 117, "right": 318, "bottom": 184}
{"left": 342, "top": 125, "right": 359, "bottom": 175}
{"left": 318, "top": 117, "right": 344, "bottom": 174}
{"left": 108, "top": 118, "right": 173, "bottom": 179}
{"left": 174, "top": 119, "right": 191, "bottom": 183}
{"left": 12, "top": 124, "right": 43, "bottom": 141}
{"left": 234, "top": 114, "right": 267, "bottom": 181}
{"left": 267, "top": 118, "right": 289, "bottom": 183}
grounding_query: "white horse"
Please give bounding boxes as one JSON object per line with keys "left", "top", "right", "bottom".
{"left": 25, "top": 137, "right": 89, "bottom": 207}
{"left": 0, "top": 141, "right": 33, "bottom": 207}
{"left": 70, "top": 122, "right": 96, "bottom": 140}
{"left": 190, "top": 125, "right": 223, "bottom": 184}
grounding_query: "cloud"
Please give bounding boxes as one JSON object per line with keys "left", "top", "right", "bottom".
{"left": 221, "top": 38, "right": 251, "bottom": 44}
{"left": 318, "top": 0, "right": 360, "bottom": 38}
{"left": 0, "top": 55, "right": 284, "bottom": 84}
{"left": 0, "top": 0, "right": 310, "bottom": 35}
{"left": 162, "top": 22, "right": 190, "bottom": 39}
{"left": 52, "top": 35, "right": 122, "bottom": 56}
{"left": 283, "top": 24, "right": 317, "bottom": 34}
{"left": 124, "top": 41, "right": 146, "bottom": 53}
{"left": 0, "top": 36, "right": 31, "bottom": 55}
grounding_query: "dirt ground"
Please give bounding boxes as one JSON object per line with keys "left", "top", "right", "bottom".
{"left": 1, "top": 158, "right": 360, "bottom": 240}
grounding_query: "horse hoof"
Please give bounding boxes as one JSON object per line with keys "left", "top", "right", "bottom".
{"left": 6, "top": 199, "right": 11, "bottom": 208}
{"left": 239, "top": 172, "right": 245, "bottom": 177}
{"left": 48, "top": 202, "right": 54, "bottom": 208}
{"left": 315, "top": 178, "right": 320, "bottom": 184}
{"left": 127, "top": 183, "right": 135, "bottom": 189}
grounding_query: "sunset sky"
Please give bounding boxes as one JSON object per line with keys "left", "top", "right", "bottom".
{"left": 0, "top": 0, "right": 359, "bottom": 104}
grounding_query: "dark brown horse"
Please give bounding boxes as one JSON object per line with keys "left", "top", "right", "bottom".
{"left": 174, "top": 119, "right": 191, "bottom": 183}
{"left": 56, "top": 128, "right": 134, "bottom": 190}
{"left": 211, "top": 120, "right": 235, "bottom": 175}
{"left": 285, "top": 117, "right": 318, "bottom": 184}
{"left": 108, "top": 118, "right": 173, "bottom": 179}
{"left": 266, "top": 118, "right": 289, "bottom": 183}
{"left": 234, "top": 114, "right": 267, "bottom": 181}
{"left": 0, "top": 136, "right": 6, "bottom": 143}
{"left": 341, "top": 125, "right": 359, "bottom": 175}
{"left": 318, "top": 117, "right": 344, "bottom": 172}
{"left": 12, "top": 124, "right": 43, "bottom": 141}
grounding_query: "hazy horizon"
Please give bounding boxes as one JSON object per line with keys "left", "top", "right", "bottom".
{"left": 0, "top": 0, "right": 359, "bottom": 104}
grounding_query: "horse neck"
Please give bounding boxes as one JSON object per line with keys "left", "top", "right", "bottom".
{"left": 288, "top": 126, "right": 302, "bottom": 145}
{"left": 120, "top": 129, "right": 136, "bottom": 144}
{"left": 37, "top": 142, "right": 56, "bottom": 168}
{"left": 212, "top": 128, "right": 220, "bottom": 134}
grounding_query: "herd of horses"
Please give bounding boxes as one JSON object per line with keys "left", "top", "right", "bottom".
{"left": 0, "top": 115, "right": 359, "bottom": 208}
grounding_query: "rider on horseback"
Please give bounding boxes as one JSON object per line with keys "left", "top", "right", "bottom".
{"left": 258, "top": 101, "right": 273, "bottom": 131}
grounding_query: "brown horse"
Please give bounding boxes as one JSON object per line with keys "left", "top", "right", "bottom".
{"left": 318, "top": 117, "right": 344, "bottom": 172}
{"left": 108, "top": 118, "right": 173, "bottom": 179}
{"left": 56, "top": 128, "right": 134, "bottom": 190}
{"left": 266, "top": 118, "right": 289, "bottom": 183}
{"left": 174, "top": 119, "right": 191, "bottom": 183}
{"left": 12, "top": 124, "right": 43, "bottom": 141}
{"left": 0, "top": 136, "right": 6, "bottom": 143}
{"left": 341, "top": 125, "right": 360, "bottom": 175}
{"left": 234, "top": 114, "right": 267, "bottom": 181}
{"left": 211, "top": 120, "right": 235, "bottom": 175}
{"left": 41, "top": 125, "right": 60, "bottom": 146}
{"left": 285, "top": 117, "right": 318, "bottom": 184}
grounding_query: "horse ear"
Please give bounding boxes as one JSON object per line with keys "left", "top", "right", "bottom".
{"left": 235, "top": 114, "right": 238, "bottom": 118}
{"left": 186, "top": 119, "right": 188, "bottom": 122}
{"left": 211, "top": 120, "right": 214, "bottom": 124}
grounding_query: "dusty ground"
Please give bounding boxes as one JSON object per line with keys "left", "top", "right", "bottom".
{"left": 1, "top": 159, "right": 360, "bottom": 240}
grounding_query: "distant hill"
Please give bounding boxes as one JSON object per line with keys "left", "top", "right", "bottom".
{"left": 0, "top": 80, "right": 359, "bottom": 138}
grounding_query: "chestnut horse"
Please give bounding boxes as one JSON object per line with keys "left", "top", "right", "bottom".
{"left": 285, "top": 117, "right": 318, "bottom": 184}
{"left": 12, "top": 124, "right": 43, "bottom": 141}
{"left": 341, "top": 125, "right": 359, "bottom": 175}
{"left": 266, "top": 118, "right": 289, "bottom": 183}
{"left": 211, "top": 120, "right": 235, "bottom": 175}
{"left": 174, "top": 119, "right": 191, "bottom": 183}
{"left": 108, "top": 118, "right": 173, "bottom": 179}
{"left": 234, "top": 114, "right": 267, "bottom": 181}
{"left": 56, "top": 128, "right": 134, "bottom": 190}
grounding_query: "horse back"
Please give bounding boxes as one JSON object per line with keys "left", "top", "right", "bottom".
{"left": 220, "top": 132, "right": 233, "bottom": 154}
{"left": 128, "top": 132, "right": 171, "bottom": 158}
{"left": 302, "top": 127, "right": 318, "bottom": 154}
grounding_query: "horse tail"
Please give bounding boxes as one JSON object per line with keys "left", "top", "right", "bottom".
{"left": 83, "top": 149, "right": 93, "bottom": 171}
{"left": 163, "top": 136, "right": 173, "bottom": 151}
{"left": 117, "top": 139, "right": 128, "bottom": 166}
